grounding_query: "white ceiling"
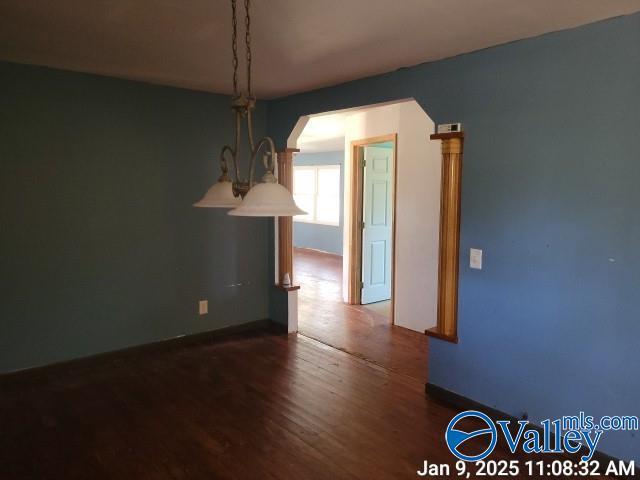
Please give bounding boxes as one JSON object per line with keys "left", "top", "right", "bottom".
{"left": 1, "top": 1, "right": 639, "bottom": 98}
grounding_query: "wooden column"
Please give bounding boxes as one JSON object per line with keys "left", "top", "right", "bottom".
{"left": 427, "top": 132, "right": 464, "bottom": 343}
{"left": 277, "top": 148, "right": 299, "bottom": 286}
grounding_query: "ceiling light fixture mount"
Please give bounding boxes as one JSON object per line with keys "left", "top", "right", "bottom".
{"left": 194, "top": 0, "right": 305, "bottom": 217}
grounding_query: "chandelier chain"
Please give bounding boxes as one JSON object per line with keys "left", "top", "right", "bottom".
{"left": 231, "top": 0, "right": 239, "bottom": 96}
{"left": 244, "top": 0, "right": 252, "bottom": 98}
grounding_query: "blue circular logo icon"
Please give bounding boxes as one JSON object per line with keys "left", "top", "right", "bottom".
{"left": 445, "top": 410, "right": 497, "bottom": 462}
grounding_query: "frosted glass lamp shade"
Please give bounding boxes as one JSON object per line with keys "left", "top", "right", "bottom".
{"left": 228, "top": 182, "right": 306, "bottom": 217}
{"left": 193, "top": 180, "right": 241, "bottom": 208}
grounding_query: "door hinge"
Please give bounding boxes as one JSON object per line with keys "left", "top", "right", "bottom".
{"left": 359, "top": 280, "right": 364, "bottom": 290}
{"left": 362, "top": 158, "right": 367, "bottom": 168}
{"left": 361, "top": 221, "right": 365, "bottom": 230}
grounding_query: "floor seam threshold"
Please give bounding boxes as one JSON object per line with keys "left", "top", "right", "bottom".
{"left": 296, "top": 332, "right": 422, "bottom": 383}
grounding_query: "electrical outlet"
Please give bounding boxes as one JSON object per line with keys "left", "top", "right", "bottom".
{"left": 198, "top": 300, "right": 208, "bottom": 315}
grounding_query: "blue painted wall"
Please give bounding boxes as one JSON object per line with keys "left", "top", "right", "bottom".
{"left": 293, "top": 151, "right": 344, "bottom": 255}
{"left": 267, "top": 13, "right": 640, "bottom": 462}
{"left": 0, "top": 62, "right": 270, "bottom": 373}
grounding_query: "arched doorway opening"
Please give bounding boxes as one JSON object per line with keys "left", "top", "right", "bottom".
{"left": 278, "top": 98, "right": 451, "bottom": 380}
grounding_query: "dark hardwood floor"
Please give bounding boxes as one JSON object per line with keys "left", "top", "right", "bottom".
{"left": 295, "top": 247, "right": 428, "bottom": 381}
{"left": 0, "top": 330, "right": 608, "bottom": 479}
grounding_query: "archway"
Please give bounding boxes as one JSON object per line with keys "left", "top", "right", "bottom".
{"left": 274, "top": 98, "right": 461, "bottom": 375}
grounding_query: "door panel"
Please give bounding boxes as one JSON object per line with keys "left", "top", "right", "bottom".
{"left": 371, "top": 181, "right": 388, "bottom": 225}
{"left": 369, "top": 241, "right": 386, "bottom": 285}
{"left": 361, "top": 145, "right": 393, "bottom": 304}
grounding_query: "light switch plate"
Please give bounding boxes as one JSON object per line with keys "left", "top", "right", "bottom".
{"left": 470, "top": 248, "right": 483, "bottom": 270}
{"left": 198, "top": 300, "right": 208, "bottom": 315}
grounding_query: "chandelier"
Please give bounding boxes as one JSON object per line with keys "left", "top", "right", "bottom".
{"left": 194, "top": 0, "right": 305, "bottom": 216}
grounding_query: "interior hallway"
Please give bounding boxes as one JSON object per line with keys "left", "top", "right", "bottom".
{"left": 294, "top": 247, "right": 428, "bottom": 381}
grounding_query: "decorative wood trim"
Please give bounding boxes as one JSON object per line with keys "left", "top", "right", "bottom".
{"left": 277, "top": 148, "right": 299, "bottom": 286}
{"left": 426, "top": 383, "right": 511, "bottom": 420}
{"left": 424, "top": 327, "right": 458, "bottom": 344}
{"left": 390, "top": 136, "right": 399, "bottom": 326}
{"left": 348, "top": 143, "right": 364, "bottom": 305}
{"left": 427, "top": 133, "right": 464, "bottom": 342}
{"left": 275, "top": 284, "right": 300, "bottom": 292}
{"left": 347, "top": 133, "right": 398, "bottom": 324}
{"left": 430, "top": 132, "right": 465, "bottom": 141}
{"left": 352, "top": 134, "right": 398, "bottom": 146}
{"left": 0, "top": 319, "right": 283, "bottom": 383}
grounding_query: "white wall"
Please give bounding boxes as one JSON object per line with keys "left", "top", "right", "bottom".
{"left": 343, "top": 101, "right": 441, "bottom": 332}
{"left": 394, "top": 101, "right": 441, "bottom": 332}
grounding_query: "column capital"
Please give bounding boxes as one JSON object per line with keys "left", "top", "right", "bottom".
{"left": 430, "top": 132, "right": 464, "bottom": 154}
{"left": 429, "top": 132, "right": 464, "bottom": 140}
{"left": 277, "top": 148, "right": 300, "bottom": 162}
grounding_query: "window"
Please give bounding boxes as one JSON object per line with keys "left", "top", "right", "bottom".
{"left": 293, "top": 165, "right": 340, "bottom": 226}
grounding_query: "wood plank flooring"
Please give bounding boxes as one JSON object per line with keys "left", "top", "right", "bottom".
{"left": 0, "top": 330, "right": 609, "bottom": 479}
{"left": 295, "top": 247, "right": 428, "bottom": 381}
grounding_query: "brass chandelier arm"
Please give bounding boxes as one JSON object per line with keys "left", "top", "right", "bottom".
{"left": 233, "top": 108, "right": 242, "bottom": 181}
{"left": 218, "top": 107, "right": 243, "bottom": 184}
{"left": 246, "top": 103, "right": 256, "bottom": 151}
{"left": 218, "top": 146, "right": 235, "bottom": 180}
{"left": 248, "top": 136, "right": 277, "bottom": 187}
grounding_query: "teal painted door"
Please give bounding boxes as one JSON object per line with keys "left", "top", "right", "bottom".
{"left": 361, "top": 145, "right": 393, "bottom": 304}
